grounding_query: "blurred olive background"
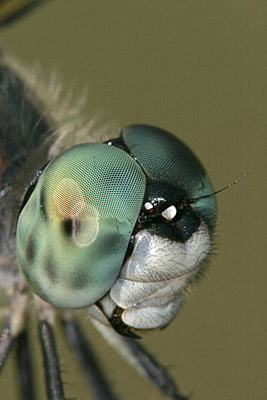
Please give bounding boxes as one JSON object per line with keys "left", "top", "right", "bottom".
{"left": 0, "top": 1, "right": 266, "bottom": 399}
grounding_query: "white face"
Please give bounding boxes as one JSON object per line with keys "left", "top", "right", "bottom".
{"left": 93, "top": 221, "right": 211, "bottom": 330}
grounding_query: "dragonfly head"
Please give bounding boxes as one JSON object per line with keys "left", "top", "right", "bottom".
{"left": 17, "top": 125, "right": 216, "bottom": 312}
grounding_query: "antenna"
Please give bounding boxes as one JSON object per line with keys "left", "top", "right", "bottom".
{"left": 190, "top": 172, "right": 250, "bottom": 203}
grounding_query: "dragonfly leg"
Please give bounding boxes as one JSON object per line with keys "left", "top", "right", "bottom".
{"left": 92, "top": 319, "right": 189, "bottom": 400}
{"left": 0, "top": 289, "right": 28, "bottom": 372}
{"left": 16, "top": 328, "right": 35, "bottom": 400}
{"left": 61, "top": 313, "right": 119, "bottom": 400}
{"left": 36, "top": 297, "right": 66, "bottom": 400}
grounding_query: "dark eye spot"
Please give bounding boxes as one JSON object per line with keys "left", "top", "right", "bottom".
{"left": 26, "top": 236, "right": 36, "bottom": 264}
{"left": 62, "top": 219, "right": 73, "bottom": 237}
{"left": 44, "top": 257, "right": 58, "bottom": 284}
{"left": 70, "top": 270, "right": 88, "bottom": 290}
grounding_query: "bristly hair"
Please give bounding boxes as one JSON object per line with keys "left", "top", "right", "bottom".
{"left": 3, "top": 57, "right": 121, "bottom": 157}
{"left": 0, "top": 56, "right": 121, "bottom": 239}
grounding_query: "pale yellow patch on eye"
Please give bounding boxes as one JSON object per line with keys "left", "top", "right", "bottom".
{"left": 49, "top": 178, "right": 99, "bottom": 247}
{"left": 51, "top": 178, "right": 85, "bottom": 220}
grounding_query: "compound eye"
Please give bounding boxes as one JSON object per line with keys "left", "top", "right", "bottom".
{"left": 16, "top": 142, "right": 146, "bottom": 309}
{"left": 161, "top": 205, "right": 177, "bottom": 221}
{"left": 121, "top": 125, "right": 217, "bottom": 232}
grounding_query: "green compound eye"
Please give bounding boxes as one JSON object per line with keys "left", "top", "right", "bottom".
{"left": 121, "top": 125, "right": 216, "bottom": 233}
{"left": 16, "top": 143, "right": 146, "bottom": 308}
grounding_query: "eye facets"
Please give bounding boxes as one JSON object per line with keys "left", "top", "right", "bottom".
{"left": 16, "top": 143, "right": 146, "bottom": 308}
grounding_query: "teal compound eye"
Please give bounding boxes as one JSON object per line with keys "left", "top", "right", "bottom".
{"left": 16, "top": 142, "right": 146, "bottom": 308}
{"left": 120, "top": 125, "right": 217, "bottom": 235}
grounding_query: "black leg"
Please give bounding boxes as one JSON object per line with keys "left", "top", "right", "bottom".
{"left": 0, "top": 0, "right": 49, "bottom": 27}
{"left": 16, "top": 329, "right": 35, "bottom": 400}
{"left": 39, "top": 319, "right": 66, "bottom": 400}
{"left": 120, "top": 337, "right": 189, "bottom": 400}
{"left": 61, "top": 316, "right": 119, "bottom": 400}
{"left": 92, "top": 319, "right": 189, "bottom": 400}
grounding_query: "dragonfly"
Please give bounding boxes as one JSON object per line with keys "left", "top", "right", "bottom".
{"left": 0, "top": 2, "right": 217, "bottom": 400}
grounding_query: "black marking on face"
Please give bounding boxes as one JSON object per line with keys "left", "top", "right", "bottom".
{"left": 136, "top": 199, "right": 201, "bottom": 242}
{"left": 134, "top": 179, "right": 203, "bottom": 242}
{"left": 109, "top": 306, "right": 141, "bottom": 339}
{"left": 140, "top": 206, "right": 201, "bottom": 242}
{"left": 174, "top": 208, "right": 201, "bottom": 241}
